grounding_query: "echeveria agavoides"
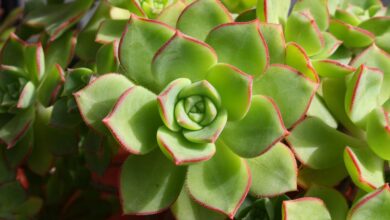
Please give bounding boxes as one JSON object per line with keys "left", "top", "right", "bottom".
{"left": 1, "top": 0, "right": 390, "bottom": 219}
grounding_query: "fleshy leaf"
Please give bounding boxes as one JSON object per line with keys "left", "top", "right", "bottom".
{"left": 305, "top": 185, "right": 348, "bottom": 220}
{"left": 0, "top": 107, "right": 34, "bottom": 148}
{"left": 177, "top": 0, "right": 232, "bottom": 41}
{"left": 221, "top": 95, "right": 288, "bottom": 158}
{"left": 259, "top": 23, "right": 286, "bottom": 64}
{"left": 107, "top": 0, "right": 145, "bottom": 16}
{"left": 187, "top": 141, "right": 251, "bottom": 219}
{"left": 347, "top": 184, "right": 390, "bottom": 220}
{"left": 205, "top": 20, "right": 268, "bottom": 77}
{"left": 358, "top": 16, "right": 390, "bottom": 36}
{"left": 345, "top": 65, "right": 383, "bottom": 125}
{"left": 247, "top": 142, "right": 297, "bottom": 197}
{"left": 367, "top": 108, "right": 390, "bottom": 160}
{"left": 311, "top": 32, "right": 342, "bottom": 59}
{"left": 0, "top": 33, "right": 26, "bottom": 68}
{"left": 37, "top": 64, "right": 65, "bottom": 107}
{"left": 344, "top": 147, "right": 385, "bottom": 192}
{"left": 293, "top": 0, "right": 330, "bottom": 31}
{"left": 206, "top": 63, "right": 252, "bottom": 121}
{"left": 74, "top": 74, "right": 133, "bottom": 133}
{"left": 96, "top": 19, "right": 127, "bottom": 44}
{"left": 329, "top": 19, "right": 375, "bottom": 48}
{"left": 17, "top": 81, "right": 35, "bottom": 109}
{"left": 171, "top": 187, "right": 225, "bottom": 220}
{"left": 120, "top": 150, "right": 186, "bottom": 215}
{"left": 312, "top": 59, "right": 356, "bottom": 78}
{"left": 24, "top": 43, "right": 45, "bottom": 82}
{"left": 256, "top": 0, "right": 290, "bottom": 24}
{"left": 45, "top": 30, "right": 76, "bottom": 70}
{"left": 119, "top": 15, "right": 175, "bottom": 92}
{"left": 152, "top": 31, "right": 217, "bottom": 91}
{"left": 282, "top": 198, "right": 332, "bottom": 220}
{"left": 298, "top": 165, "right": 348, "bottom": 189}
{"left": 350, "top": 45, "right": 390, "bottom": 104}
{"left": 307, "top": 94, "right": 338, "bottom": 128}
{"left": 285, "top": 42, "right": 319, "bottom": 82}
{"left": 253, "top": 64, "right": 318, "bottom": 128}
{"left": 157, "top": 1, "right": 186, "bottom": 27}
{"left": 221, "top": 0, "right": 256, "bottom": 13}
{"left": 157, "top": 126, "right": 216, "bottom": 165}
{"left": 96, "top": 40, "right": 119, "bottom": 74}
{"left": 287, "top": 117, "right": 364, "bottom": 169}
{"left": 0, "top": 182, "right": 27, "bottom": 213}
{"left": 103, "top": 86, "right": 160, "bottom": 155}
{"left": 285, "top": 11, "right": 324, "bottom": 56}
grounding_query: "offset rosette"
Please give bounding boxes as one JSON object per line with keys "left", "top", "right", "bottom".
{"left": 156, "top": 78, "right": 228, "bottom": 165}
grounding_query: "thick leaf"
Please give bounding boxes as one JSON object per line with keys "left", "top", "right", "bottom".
{"left": 0, "top": 182, "right": 26, "bottom": 213}
{"left": 256, "top": 0, "right": 290, "bottom": 24}
{"left": 235, "top": 9, "right": 257, "bottom": 22}
{"left": 293, "top": 0, "right": 330, "bottom": 31}
{"left": 82, "top": 130, "right": 112, "bottom": 175}
{"left": 177, "top": 0, "right": 232, "bottom": 41}
{"left": 347, "top": 184, "right": 390, "bottom": 220}
{"left": 103, "top": 86, "right": 160, "bottom": 155}
{"left": 311, "top": 32, "right": 342, "bottom": 59}
{"left": 37, "top": 64, "right": 65, "bottom": 107}
{"left": 49, "top": 98, "right": 82, "bottom": 128}
{"left": 358, "top": 16, "right": 390, "bottom": 36}
{"left": 334, "top": 9, "right": 361, "bottom": 26}
{"left": 0, "top": 107, "right": 34, "bottom": 148}
{"left": 312, "top": 59, "right": 356, "bottom": 78}
{"left": 96, "top": 41, "right": 119, "bottom": 74}
{"left": 119, "top": 15, "right": 175, "bottom": 92}
{"left": 74, "top": 74, "right": 133, "bottom": 133}
{"left": 61, "top": 68, "right": 93, "bottom": 97}
{"left": 329, "top": 19, "right": 375, "bottom": 48}
{"left": 24, "top": 43, "right": 45, "bottom": 82}
{"left": 152, "top": 32, "right": 217, "bottom": 90}
{"left": 285, "top": 42, "right": 319, "bottom": 82}
{"left": 96, "top": 19, "right": 127, "bottom": 43}
{"left": 282, "top": 198, "right": 332, "bottom": 220}
{"left": 16, "top": 81, "right": 35, "bottom": 109}
{"left": 350, "top": 45, "right": 390, "bottom": 104}
{"left": 107, "top": 0, "right": 145, "bottom": 16}
{"left": 367, "top": 108, "right": 390, "bottom": 160}
{"left": 285, "top": 11, "right": 324, "bottom": 56}
{"left": 206, "top": 63, "right": 252, "bottom": 121}
{"left": 157, "top": 1, "right": 186, "bottom": 27}
{"left": 298, "top": 165, "right": 348, "bottom": 188}
{"left": 187, "top": 141, "right": 251, "bottom": 219}
{"left": 0, "top": 148, "right": 15, "bottom": 184}
{"left": 344, "top": 147, "right": 385, "bottom": 192}
{"left": 305, "top": 185, "right": 348, "bottom": 220}
{"left": 221, "top": 95, "right": 288, "bottom": 158}
{"left": 205, "top": 20, "right": 268, "bottom": 77}
{"left": 45, "top": 30, "right": 76, "bottom": 70}
{"left": 247, "top": 142, "right": 297, "bottom": 197}
{"left": 253, "top": 64, "right": 318, "bottom": 128}
{"left": 157, "top": 126, "right": 216, "bottom": 165}
{"left": 287, "top": 117, "right": 364, "bottom": 169}
{"left": 4, "top": 129, "right": 32, "bottom": 169}
{"left": 13, "top": 196, "right": 43, "bottom": 218}
{"left": 171, "top": 188, "right": 225, "bottom": 220}
{"left": 345, "top": 65, "right": 383, "bottom": 125}
{"left": 307, "top": 94, "right": 338, "bottom": 128}
{"left": 259, "top": 23, "right": 286, "bottom": 64}
{"left": 120, "top": 150, "right": 186, "bottom": 215}
{"left": 0, "top": 33, "right": 26, "bottom": 68}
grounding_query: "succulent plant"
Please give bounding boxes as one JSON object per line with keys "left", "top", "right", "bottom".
{"left": 1, "top": 0, "right": 390, "bottom": 219}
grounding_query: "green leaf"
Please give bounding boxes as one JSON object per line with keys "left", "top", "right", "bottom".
{"left": 329, "top": 19, "right": 375, "bottom": 48}
{"left": 49, "top": 98, "right": 82, "bottom": 128}
{"left": 24, "top": 43, "right": 45, "bottom": 82}
{"left": 282, "top": 198, "right": 331, "bottom": 220}
{"left": 61, "top": 68, "right": 93, "bottom": 97}
{"left": 171, "top": 187, "right": 225, "bottom": 220}
{"left": 293, "top": 0, "right": 330, "bottom": 31}
{"left": 235, "top": 9, "right": 256, "bottom": 22}
{"left": 13, "top": 196, "right": 43, "bottom": 217}
{"left": 305, "top": 185, "right": 348, "bottom": 220}
{"left": 107, "top": 0, "right": 145, "bottom": 16}
{"left": 344, "top": 147, "right": 385, "bottom": 192}
{"left": 205, "top": 20, "right": 268, "bottom": 77}
{"left": 25, "top": 0, "right": 94, "bottom": 40}
{"left": 259, "top": 23, "right": 286, "bottom": 64}
{"left": 350, "top": 45, "right": 390, "bottom": 104}
{"left": 311, "top": 32, "right": 342, "bottom": 60}
{"left": 0, "top": 182, "right": 26, "bottom": 213}
{"left": 307, "top": 94, "right": 338, "bottom": 128}
{"left": 253, "top": 64, "right": 318, "bottom": 128}
{"left": 157, "top": 1, "right": 186, "bottom": 27}
{"left": 96, "top": 41, "right": 119, "bottom": 75}
{"left": 221, "top": 0, "right": 256, "bottom": 13}
{"left": 96, "top": 19, "right": 127, "bottom": 44}
{"left": 82, "top": 130, "right": 112, "bottom": 175}
{"left": 16, "top": 81, "right": 35, "bottom": 109}
{"left": 177, "top": 0, "right": 232, "bottom": 41}
{"left": 206, "top": 63, "right": 252, "bottom": 121}
{"left": 74, "top": 74, "right": 133, "bottom": 133}
{"left": 247, "top": 142, "right": 297, "bottom": 197}
{"left": 221, "top": 95, "right": 288, "bottom": 158}
{"left": 0, "top": 148, "right": 15, "bottom": 184}
{"left": 0, "top": 33, "right": 25, "bottom": 68}
{"left": 287, "top": 117, "right": 364, "bottom": 169}
{"left": 0, "top": 107, "right": 34, "bottom": 148}
{"left": 157, "top": 126, "right": 216, "bottom": 165}
{"left": 334, "top": 9, "right": 361, "bottom": 26}
{"left": 256, "top": 0, "right": 290, "bottom": 24}
{"left": 103, "top": 86, "right": 160, "bottom": 155}
{"left": 45, "top": 30, "right": 76, "bottom": 70}
{"left": 347, "top": 184, "right": 390, "bottom": 220}
{"left": 187, "top": 141, "right": 251, "bottom": 218}
{"left": 285, "top": 11, "right": 324, "bottom": 56}
{"left": 285, "top": 42, "right": 319, "bottom": 82}
{"left": 298, "top": 165, "right": 348, "bottom": 188}
{"left": 152, "top": 32, "right": 218, "bottom": 91}
{"left": 312, "top": 59, "right": 356, "bottom": 78}
{"left": 345, "top": 65, "right": 383, "bottom": 125}
{"left": 120, "top": 150, "right": 186, "bottom": 214}
{"left": 37, "top": 64, "right": 65, "bottom": 107}
{"left": 119, "top": 14, "right": 175, "bottom": 92}
{"left": 5, "top": 129, "right": 33, "bottom": 169}
{"left": 358, "top": 16, "right": 390, "bottom": 36}
{"left": 367, "top": 108, "right": 390, "bottom": 160}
